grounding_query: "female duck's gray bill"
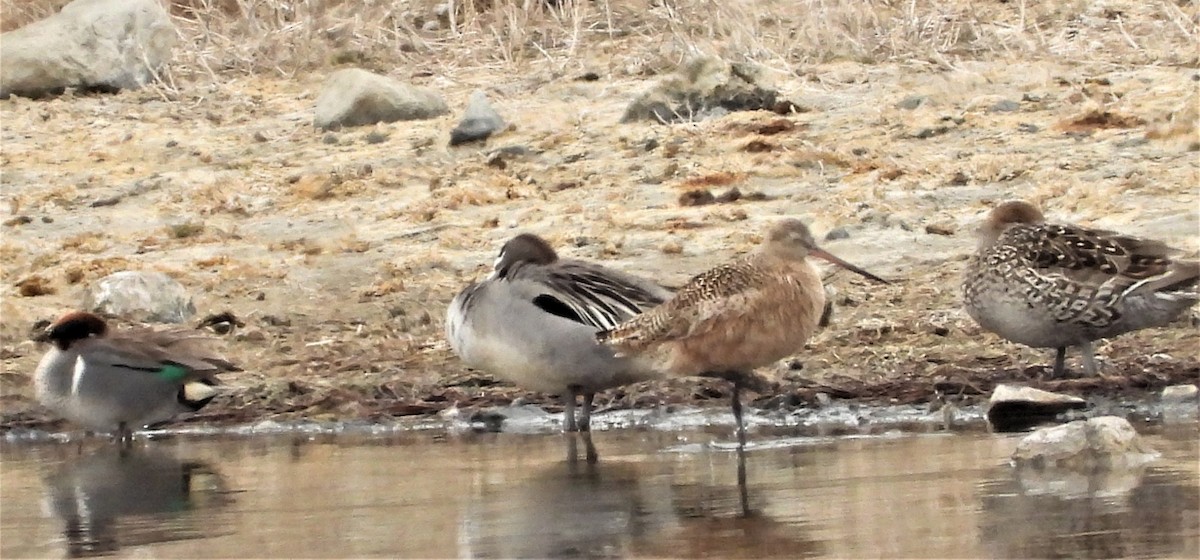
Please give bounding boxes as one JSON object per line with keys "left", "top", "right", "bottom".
{"left": 810, "top": 248, "right": 890, "bottom": 284}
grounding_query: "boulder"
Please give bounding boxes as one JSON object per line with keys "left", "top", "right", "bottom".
{"left": 1012, "top": 416, "right": 1157, "bottom": 471}
{"left": 449, "top": 90, "right": 505, "bottom": 146}
{"left": 83, "top": 271, "right": 196, "bottom": 324}
{"left": 986, "top": 384, "right": 1087, "bottom": 432}
{"left": 0, "top": 0, "right": 176, "bottom": 99}
{"left": 313, "top": 68, "right": 448, "bottom": 131}
{"left": 621, "top": 57, "right": 782, "bottom": 124}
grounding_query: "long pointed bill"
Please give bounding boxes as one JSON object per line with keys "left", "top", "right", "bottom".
{"left": 809, "top": 248, "right": 890, "bottom": 284}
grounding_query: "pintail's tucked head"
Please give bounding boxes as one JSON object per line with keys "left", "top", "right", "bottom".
{"left": 492, "top": 233, "right": 559, "bottom": 278}
{"left": 37, "top": 311, "right": 108, "bottom": 350}
{"left": 980, "top": 200, "right": 1045, "bottom": 246}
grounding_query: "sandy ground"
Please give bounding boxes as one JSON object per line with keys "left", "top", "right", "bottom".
{"left": 2, "top": 54, "right": 1198, "bottom": 431}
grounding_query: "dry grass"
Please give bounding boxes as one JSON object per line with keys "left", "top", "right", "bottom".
{"left": 3, "top": 0, "right": 1195, "bottom": 82}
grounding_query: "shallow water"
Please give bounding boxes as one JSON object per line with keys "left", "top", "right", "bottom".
{"left": 1, "top": 424, "right": 1197, "bottom": 559}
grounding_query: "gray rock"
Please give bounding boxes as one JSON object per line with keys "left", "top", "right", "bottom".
{"left": 1161, "top": 384, "right": 1198, "bottom": 404}
{"left": 82, "top": 271, "right": 196, "bottom": 324}
{"left": 988, "top": 99, "right": 1021, "bottom": 113}
{"left": 621, "top": 57, "right": 780, "bottom": 124}
{"left": 450, "top": 90, "right": 505, "bottom": 146}
{"left": 1012, "top": 416, "right": 1157, "bottom": 471}
{"left": 895, "top": 95, "right": 928, "bottom": 110}
{"left": 313, "top": 68, "right": 448, "bottom": 131}
{"left": 986, "top": 384, "right": 1087, "bottom": 432}
{"left": 823, "top": 227, "right": 851, "bottom": 241}
{"left": 1, "top": 0, "right": 177, "bottom": 99}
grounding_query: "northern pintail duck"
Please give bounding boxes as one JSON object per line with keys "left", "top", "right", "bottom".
{"left": 34, "top": 311, "right": 239, "bottom": 442}
{"left": 596, "top": 219, "right": 889, "bottom": 443}
{"left": 964, "top": 200, "right": 1200, "bottom": 378}
{"left": 446, "top": 233, "right": 673, "bottom": 433}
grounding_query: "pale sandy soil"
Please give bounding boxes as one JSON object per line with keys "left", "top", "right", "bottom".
{"left": 1, "top": 37, "right": 1197, "bottom": 428}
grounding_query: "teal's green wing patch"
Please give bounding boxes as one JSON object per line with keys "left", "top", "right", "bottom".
{"left": 158, "top": 364, "right": 190, "bottom": 382}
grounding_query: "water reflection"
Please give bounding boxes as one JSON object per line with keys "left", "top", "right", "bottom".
{"left": 1, "top": 428, "right": 1195, "bottom": 558}
{"left": 978, "top": 464, "right": 1200, "bottom": 559}
{"left": 458, "top": 451, "right": 670, "bottom": 558}
{"left": 40, "top": 446, "right": 232, "bottom": 558}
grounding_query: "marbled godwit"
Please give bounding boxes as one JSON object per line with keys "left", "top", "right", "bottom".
{"left": 34, "top": 311, "right": 239, "bottom": 444}
{"left": 446, "top": 233, "right": 672, "bottom": 438}
{"left": 964, "top": 200, "right": 1200, "bottom": 378}
{"left": 595, "top": 219, "right": 889, "bottom": 443}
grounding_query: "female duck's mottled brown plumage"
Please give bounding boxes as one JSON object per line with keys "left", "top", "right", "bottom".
{"left": 597, "top": 219, "right": 888, "bottom": 443}
{"left": 964, "top": 200, "right": 1200, "bottom": 378}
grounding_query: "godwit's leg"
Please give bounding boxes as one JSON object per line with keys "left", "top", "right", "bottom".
{"left": 1080, "top": 342, "right": 1099, "bottom": 377}
{"left": 581, "top": 430, "right": 599, "bottom": 464}
{"left": 563, "top": 389, "right": 578, "bottom": 432}
{"left": 730, "top": 379, "right": 747, "bottom": 448}
{"left": 735, "top": 438, "right": 749, "bottom": 517}
{"left": 579, "top": 392, "right": 595, "bottom": 433}
{"left": 1051, "top": 347, "right": 1067, "bottom": 379}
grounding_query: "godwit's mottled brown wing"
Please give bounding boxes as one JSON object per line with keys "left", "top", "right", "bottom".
{"left": 596, "top": 256, "right": 772, "bottom": 351}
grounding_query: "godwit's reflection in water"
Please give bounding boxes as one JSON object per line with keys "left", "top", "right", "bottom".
{"left": 460, "top": 432, "right": 823, "bottom": 558}
{"left": 41, "top": 446, "right": 233, "bottom": 558}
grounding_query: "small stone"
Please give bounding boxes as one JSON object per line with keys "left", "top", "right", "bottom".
{"left": 576, "top": 72, "right": 601, "bottom": 82}
{"left": 1161, "top": 384, "right": 1198, "bottom": 404}
{"left": 911, "top": 126, "right": 950, "bottom": 139}
{"left": 1017, "top": 123, "right": 1040, "bottom": 133}
{"left": 3, "top": 216, "right": 32, "bottom": 227}
{"left": 896, "top": 95, "right": 927, "bottom": 110}
{"left": 364, "top": 130, "right": 389, "bottom": 144}
{"left": 924, "top": 222, "right": 956, "bottom": 236}
{"left": 824, "top": 227, "right": 851, "bottom": 241}
{"left": 449, "top": 90, "right": 505, "bottom": 146}
{"left": 234, "top": 327, "right": 268, "bottom": 343}
{"left": 253, "top": 131, "right": 269, "bottom": 142}
{"left": 165, "top": 139, "right": 179, "bottom": 148}
{"left": 322, "top": 133, "right": 339, "bottom": 145}
{"left": 986, "top": 384, "right": 1087, "bottom": 432}
{"left": 988, "top": 99, "right": 1020, "bottom": 113}
{"left": 678, "top": 189, "right": 715, "bottom": 207}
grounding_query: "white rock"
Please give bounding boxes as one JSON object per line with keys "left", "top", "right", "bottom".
{"left": 986, "top": 384, "right": 1087, "bottom": 431}
{"left": 82, "top": 271, "right": 196, "bottom": 324}
{"left": 1161, "top": 384, "right": 1198, "bottom": 404}
{"left": 1, "top": 0, "right": 176, "bottom": 99}
{"left": 1012, "top": 416, "right": 1157, "bottom": 471}
{"left": 313, "top": 68, "right": 448, "bottom": 131}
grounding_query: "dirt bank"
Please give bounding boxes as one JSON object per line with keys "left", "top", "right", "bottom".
{"left": 2, "top": 2, "right": 1197, "bottom": 433}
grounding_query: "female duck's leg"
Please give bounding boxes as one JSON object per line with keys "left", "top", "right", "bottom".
{"left": 1080, "top": 342, "right": 1099, "bottom": 377}
{"left": 1051, "top": 347, "right": 1068, "bottom": 379}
